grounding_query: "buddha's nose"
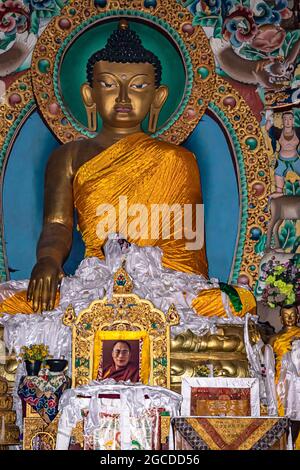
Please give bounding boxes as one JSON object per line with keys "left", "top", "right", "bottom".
{"left": 116, "top": 83, "right": 130, "bottom": 104}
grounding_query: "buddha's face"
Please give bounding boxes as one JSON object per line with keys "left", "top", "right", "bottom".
{"left": 82, "top": 60, "right": 168, "bottom": 130}
{"left": 281, "top": 306, "right": 299, "bottom": 328}
{"left": 112, "top": 341, "right": 131, "bottom": 369}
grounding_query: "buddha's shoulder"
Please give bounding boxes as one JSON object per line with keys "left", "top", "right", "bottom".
{"left": 151, "top": 138, "right": 196, "bottom": 161}
{"left": 268, "top": 332, "right": 283, "bottom": 347}
{"left": 47, "top": 139, "right": 80, "bottom": 161}
{"left": 267, "top": 334, "right": 277, "bottom": 346}
{"left": 46, "top": 139, "right": 100, "bottom": 173}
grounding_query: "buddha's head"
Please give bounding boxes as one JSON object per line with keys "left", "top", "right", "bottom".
{"left": 280, "top": 304, "right": 299, "bottom": 328}
{"left": 81, "top": 19, "right": 168, "bottom": 133}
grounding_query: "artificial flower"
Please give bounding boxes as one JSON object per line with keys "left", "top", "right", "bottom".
{"left": 222, "top": 6, "right": 258, "bottom": 47}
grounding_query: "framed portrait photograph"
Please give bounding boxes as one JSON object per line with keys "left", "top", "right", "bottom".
{"left": 93, "top": 330, "right": 150, "bottom": 384}
{"left": 181, "top": 377, "right": 260, "bottom": 417}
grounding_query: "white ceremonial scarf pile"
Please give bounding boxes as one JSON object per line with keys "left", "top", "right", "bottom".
{"left": 244, "top": 314, "right": 278, "bottom": 416}
{"left": 0, "top": 234, "right": 255, "bottom": 430}
{"left": 56, "top": 380, "right": 182, "bottom": 450}
{"left": 0, "top": 233, "right": 253, "bottom": 357}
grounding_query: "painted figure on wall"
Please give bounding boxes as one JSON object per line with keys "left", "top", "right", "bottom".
{"left": 266, "top": 109, "right": 300, "bottom": 197}
{"left": 0, "top": 0, "right": 69, "bottom": 101}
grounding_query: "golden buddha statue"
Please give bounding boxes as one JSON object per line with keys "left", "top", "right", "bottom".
{"left": 268, "top": 305, "right": 300, "bottom": 449}
{"left": 0, "top": 20, "right": 255, "bottom": 319}
{"left": 268, "top": 304, "right": 300, "bottom": 383}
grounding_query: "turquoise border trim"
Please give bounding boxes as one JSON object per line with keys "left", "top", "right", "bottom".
{"left": 53, "top": 9, "right": 194, "bottom": 138}
{"left": 0, "top": 99, "right": 36, "bottom": 282}
{"left": 208, "top": 101, "right": 248, "bottom": 283}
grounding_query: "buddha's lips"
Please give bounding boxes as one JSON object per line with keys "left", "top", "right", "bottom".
{"left": 115, "top": 106, "right": 132, "bottom": 113}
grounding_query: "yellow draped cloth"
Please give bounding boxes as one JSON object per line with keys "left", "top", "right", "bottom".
{"left": 0, "top": 132, "right": 255, "bottom": 317}
{"left": 74, "top": 132, "right": 207, "bottom": 276}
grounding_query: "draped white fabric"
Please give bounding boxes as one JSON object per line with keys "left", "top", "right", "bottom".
{"left": 277, "top": 340, "right": 300, "bottom": 420}
{"left": 0, "top": 234, "right": 252, "bottom": 358}
{"left": 263, "top": 345, "right": 278, "bottom": 416}
{"left": 244, "top": 314, "right": 277, "bottom": 416}
{"left": 56, "top": 380, "right": 182, "bottom": 450}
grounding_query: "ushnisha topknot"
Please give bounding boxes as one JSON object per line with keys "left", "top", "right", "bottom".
{"left": 86, "top": 19, "right": 162, "bottom": 87}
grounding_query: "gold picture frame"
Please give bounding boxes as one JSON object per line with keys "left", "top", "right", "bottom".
{"left": 93, "top": 330, "right": 150, "bottom": 384}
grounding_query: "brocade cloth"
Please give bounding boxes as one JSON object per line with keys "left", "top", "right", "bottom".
{"left": 172, "top": 417, "right": 288, "bottom": 450}
{"left": 18, "top": 371, "right": 71, "bottom": 424}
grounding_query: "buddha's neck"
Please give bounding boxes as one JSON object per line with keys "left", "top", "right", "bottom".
{"left": 93, "top": 123, "right": 143, "bottom": 148}
{"left": 281, "top": 325, "right": 298, "bottom": 333}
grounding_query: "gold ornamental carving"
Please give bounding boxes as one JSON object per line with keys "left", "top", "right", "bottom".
{"left": 23, "top": 417, "right": 59, "bottom": 450}
{"left": 64, "top": 269, "right": 180, "bottom": 388}
{"left": 113, "top": 261, "right": 133, "bottom": 294}
{"left": 0, "top": 425, "right": 19, "bottom": 446}
{"left": 170, "top": 324, "right": 252, "bottom": 392}
{"left": 0, "top": 410, "right": 16, "bottom": 426}
{"left": 0, "top": 71, "right": 33, "bottom": 156}
{"left": 211, "top": 76, "right": 271, "bottom": 286}
{"left": 0, "top": 327, "right": 19, "bottom": 446}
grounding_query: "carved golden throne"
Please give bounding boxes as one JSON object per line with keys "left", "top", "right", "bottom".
{"left": 63, "top": 262, "right": 257, "bottom": 396}
{"left": 23, "top": 264, "right": 179, "bottom": 450}
{"left": 23, "top": 263, "right": 261, "bottom": 449}
{"left": 63, "top": 264, "right": 180, "bottom": 389}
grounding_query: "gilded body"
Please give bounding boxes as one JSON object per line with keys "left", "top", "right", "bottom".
{"left": 171, "top": 327, "right": 246, "bottom": 353}
{"left": 268, "top": 305, "right": 300, "bottom": 349}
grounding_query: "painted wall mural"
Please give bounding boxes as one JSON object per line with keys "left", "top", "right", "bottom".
{"left": 0, "top": 0, "right": 299, "bottom": 324}
{"left": 183, "top": 1, "right": 300, "bottom": 267}
{"left": 0, "top": 1, "right": 69, "bottom": 96}
{"left": 1, "top": 0, "right": 299, "bottom": 116}
{"left": 183, "top": 0, "right": 300, "bottom": 113}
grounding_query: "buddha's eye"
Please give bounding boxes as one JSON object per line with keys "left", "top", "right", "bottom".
{"left": 130, "top": 83, "right": 149, "bottom": 89}
{"left": 99, "top": 80, "right": 117, "bottom": 88}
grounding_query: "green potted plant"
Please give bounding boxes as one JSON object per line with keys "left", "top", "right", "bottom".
{"left": 20, "top": 344, "right": 50, "bottom": 376}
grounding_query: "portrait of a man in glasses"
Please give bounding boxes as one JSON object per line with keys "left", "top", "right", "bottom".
{"left": 102, "top": 340, "right": 140, "bottom": 383}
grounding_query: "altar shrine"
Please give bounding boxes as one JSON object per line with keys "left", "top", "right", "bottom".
{"left": 0, "top": 0, "right": 299, "bottom": 453}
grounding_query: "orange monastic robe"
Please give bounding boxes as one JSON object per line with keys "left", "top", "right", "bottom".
{"left": 74, "top": 132, "right": 207, "bottom": 276}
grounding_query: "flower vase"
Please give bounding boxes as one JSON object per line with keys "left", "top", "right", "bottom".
{"left": 25, "top": 360, "right": 42, "bottom": 376}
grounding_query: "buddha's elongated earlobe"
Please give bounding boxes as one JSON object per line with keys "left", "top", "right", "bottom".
{"left": 148, "top": 104, "right": 160, "bottom": 134}
{"left": 84, "top": 102, "right": 97, "bottom": 132}
{"left": 81, "top": 83, "right": 97, "bottom": 132}
{"left": 148, "top": 85, "right": 168, "bottom": 134}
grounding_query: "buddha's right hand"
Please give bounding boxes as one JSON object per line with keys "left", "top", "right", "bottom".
{"left": 27, "top": 257, "right": 64, "bottom": 312}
